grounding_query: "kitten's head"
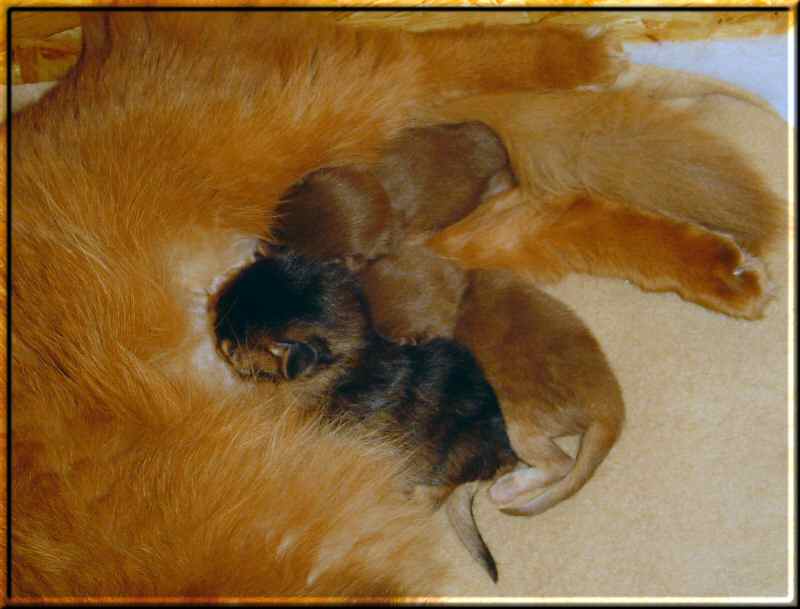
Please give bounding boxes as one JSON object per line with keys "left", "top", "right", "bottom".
{"left": 213, "top": 246, "right": 371, "bottom": 382}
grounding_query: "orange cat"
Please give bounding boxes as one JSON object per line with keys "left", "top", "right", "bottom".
{"left": 10, "top": 12, "right": 625, "bottom": 596}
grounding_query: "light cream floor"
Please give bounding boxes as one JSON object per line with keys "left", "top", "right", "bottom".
{"left": 432, "top": 68, "right": 792, "bottom": 600}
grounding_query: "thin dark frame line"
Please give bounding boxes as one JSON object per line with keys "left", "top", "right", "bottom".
{"left": 6, "top": 5, "right": 13, "bottom": 600}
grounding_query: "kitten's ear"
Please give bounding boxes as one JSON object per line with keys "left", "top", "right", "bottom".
{"left": 279, "top": 342, "right": 319, "bottom": 380}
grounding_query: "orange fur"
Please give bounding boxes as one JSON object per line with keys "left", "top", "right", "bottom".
{"left": 427, "top": 90, "right": 785, "bottom": 319}
{"left": 10, "top": 13, "right": 625, "bottom": 596}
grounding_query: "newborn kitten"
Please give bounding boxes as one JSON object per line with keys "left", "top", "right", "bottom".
{"left": 275, "top": 121, "right": 514, "bottom": 266}
{"left": 358, "top": 243, "right": 469, "bottom": 343}
{"left": 275, "top": 167, "right": 395, "bottom": 270}
{"left": 213, "top": 248, "right": 517, "bottom": 581}
{"left": 374, "top": 121, "right": 514, "bottom": 236}
{"left": 358, "top": 247, "right": 625, "bottom": 517}
{"left": 455, "top": 270, "right": 624, "bottom": 517}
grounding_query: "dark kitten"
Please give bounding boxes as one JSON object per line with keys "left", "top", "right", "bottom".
{"left": 213, "top": 249, "right": 518, "bottom": 581}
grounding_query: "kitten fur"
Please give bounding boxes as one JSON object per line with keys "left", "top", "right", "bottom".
{"left": 358, "top": 243, "right": 470, "bottom": 342}
{"left": 353, "top": 244, "right": 624, "bottom": 516}
{"left": 276, "top": 121, "right": 514, "bottom": 267}
{"left": 455, "top": 270, "right": 625, "bottom": 516}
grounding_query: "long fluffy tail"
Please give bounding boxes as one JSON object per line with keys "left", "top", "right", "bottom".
{"left": 500, "top": 421, "right": 621, "bottom": 517}
{"left": 436, "top": 88, "right": 785, "bottom": 255}
{"left": 445, "top": 482, "right": 499, "bottom": 582}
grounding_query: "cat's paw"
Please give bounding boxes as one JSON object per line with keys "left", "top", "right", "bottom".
{"left": 684, "top": 230, "right": 774, "bottom": 319}
{"left": 529, "top": 26, "right": 628, "bottom": 91}
{"left": 576, "top": 29, "right": 628, "bottom": 88}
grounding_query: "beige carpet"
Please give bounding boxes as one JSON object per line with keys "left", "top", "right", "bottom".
{"left": 429, "top": 67, "right": 792, "bottom": 599}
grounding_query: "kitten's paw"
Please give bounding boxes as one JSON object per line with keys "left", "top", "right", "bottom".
{"left": 489, "top": 466, "right": 562, "bottom": 505}
{"left": 218, "top": 339, "right": 248, "bottom": 373}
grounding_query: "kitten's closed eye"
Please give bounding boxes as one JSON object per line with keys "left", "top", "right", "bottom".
{"left": 274, "top": 341, "right": 319, "bottom": 380}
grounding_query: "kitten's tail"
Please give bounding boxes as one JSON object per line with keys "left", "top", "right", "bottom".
{"left": 499, "top": 419, "right": 621, "bottom": 517}
{"left": 445, "top": 481, "right": 498, "bottom": 583}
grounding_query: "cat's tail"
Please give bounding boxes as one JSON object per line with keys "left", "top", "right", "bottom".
{"left": 445, "top": 481, "right": 499, "bottom": 583}
{"left": 498, "top": 419, "right": 621, "bottom": 517}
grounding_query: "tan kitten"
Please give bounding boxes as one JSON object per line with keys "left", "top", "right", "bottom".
{"left": 359, "top": 248, "right": 624, "bottom": 517}
{"left": 358, "top": 243, "right": 469, "bottom": 342}
{"left": 455, "top": 270, "right": 624, "bottom": 516}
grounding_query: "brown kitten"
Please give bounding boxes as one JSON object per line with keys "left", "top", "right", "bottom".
{"left": 355, "top": 247, "right": 624, "bottom": 517}
{"left": 455, "top": 270, "right": 625, "bottom": 516}
{"left": 275, "top": 167, "right": 396, "bottom": 270}
{"left": 357, "top": 243, "right": 469, "bottom": 343}
{"left": 374, "top": 121, "right": 514, "bottom": 237}
{"left": 276, "top": 121, "right": 514, "bottom": 266}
